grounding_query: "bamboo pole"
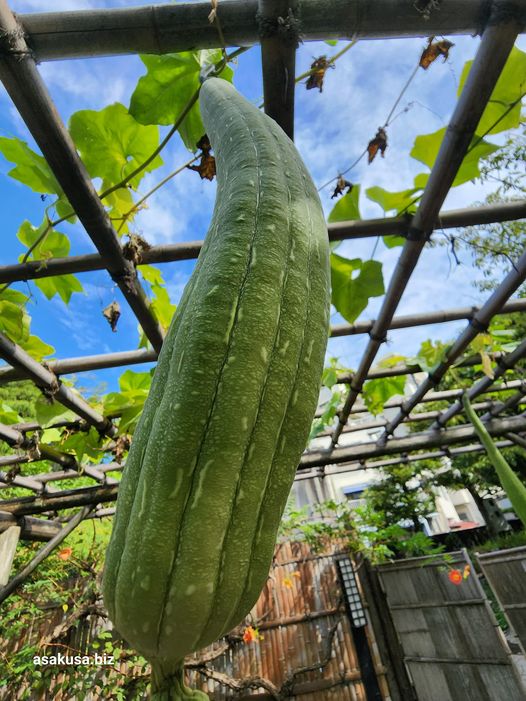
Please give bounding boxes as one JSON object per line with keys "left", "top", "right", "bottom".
{"left": 0, "top": 330, "right": 115, "bottom": 436}
{"left": 381, "top": 248, "right": 526, "bottom": 445}
{"left": 17, "top": 0, "right": 516, "bottom": 61}
{"left": 258, "top": 0, "right": 298, "bottom": 138}
{"left": 0, "top": 307, "right": 523, "bottom": 384}
{"left": 431, "top": 338, "right": 526, "bottom": 429}
{"left": 0, "top": 506, "right": 92, "bottom": 604}
{"left": 0, "top": 201, "right": 524, "bottom": 285}
{"left": 330, "top": 11, "right": 523, "bottom": 449}
{"left": 0, "top": 1, "right": 165, "bottom": 353}
{"left": 301, "top": 413, "right": 526, "bottom": 468}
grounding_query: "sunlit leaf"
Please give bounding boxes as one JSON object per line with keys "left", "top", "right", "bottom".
{"left": 409, "top": 339, "right": 449, "bottom": 373}
{"left": 410, "top": 128, "right": 499, "bottom": 186}
{"left": 330, "top": 255, "right": 384, "bottom": 323}
{"left": 0, "top": 137, "right": 62, "bottom": 195}
{"left": 36, "top": 274, "right": 84, "bottom": 305}
{"left": 458, "top": 46, "right": 526, "bottom": 135}
{"left": 328, "top": 185, "right": 361, "bottom": 223}
{"left": 20, "top": 334, "right": 55, "bottom": 361}
{"left": 119, "top": 370, "right": 152, "bottom": 393}
{"left": 363, "top": 376, "right": 406, "bottom": 415}
{"left": 69, "top": 103, "right": 162, "bottom": 189}
{"left": 35, "top": 399, "right": 78, "bottom": 428}
{"left": 129, "top": 51, "right": 233, "bottom": 151}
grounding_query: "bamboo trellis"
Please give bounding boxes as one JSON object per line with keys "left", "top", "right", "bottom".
{"left": 0, "top": 0, "right": 524, "bottom": 561}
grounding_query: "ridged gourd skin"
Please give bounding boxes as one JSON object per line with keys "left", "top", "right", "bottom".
{"left": 102, "top": 77, "right": 330, "bottom": 696}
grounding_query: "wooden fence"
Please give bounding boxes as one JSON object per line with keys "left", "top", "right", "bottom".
{"left": 375, "top": 550, "right": 524, "bottom": 701}
{"left": 0, "top": 541, "right": 390, "bottom": 700}
{"left": 477, "top": 546, "right": 526, "bottom": 652}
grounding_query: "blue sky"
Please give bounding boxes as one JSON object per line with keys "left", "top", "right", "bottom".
{"left": 1, "top": 0, "right": 525, "bottom": 397}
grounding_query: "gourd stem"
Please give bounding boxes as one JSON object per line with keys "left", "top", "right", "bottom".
{"left": 150, "top": 661, "right": 208, "bottom": 701}
{"left": 462, "top": 394, "right": 526, "bottom": 527}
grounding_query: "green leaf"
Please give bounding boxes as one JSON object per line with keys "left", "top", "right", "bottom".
{"left": 150, "top": 284, "right": 176, "bottom": 331}
{"left": 69, "top": 104, "right": 162, "bottom": 189}
{"left": 17, "top": 220, "right": 70, "bottom": 260}
{"left": 60, "top": 427, "right": 101, "bottom": 463}
{"left": 383, "top": 234, "right": 406, "bottom": 249}
{"left": 41, "top": 428, "right": 62, "bottom": 443}
{"left": 16, "top": 221, "right": 83, "bottom": 304}
{"left": 0, "top": 402, "right": 23, "bottom": 424}
{"left": 36, "top": 275, "right": 84, "bottom": 304}
{"left": 324, "top": 40, "right": 338, "bottom": 47}
{"left": 139, "top": 264, "right": 164, "bottom": 286}
{"left": 458, "top": 46, "right": 526, "bottom": 136}
{"left": 103, "top": 183, "right": 135, "bottom": 235}
{"left": 129, "top": 51, "right": 234, "bottom": 151}
{"left": 0, "top": 137, "right": 62, "bottom": 195}
{"left": 330, "top": 255, "right": 384, "bottom": 323}
{"left": 366, "top": 185, "right": 421, "bottom": 214}
{"left": 322, "top": 366, "right": 338, "bottom": 389}
{"left": 409, "top": 339, "right": 449, "bottom": 373}
{"left": 410, "top": 128, "right": 500, "bottom": 186}
{"left": 363, "top": 376, "right": 406, "bottom": 416}
{"left": 0, "top": 300, "right": 31, "bottom": 345}
{"left": 19, "top": 335, "right": 55, "bottom": 361}
{"left": 35, "top": 399, "right": 78, "bottom": 428}
{"left": 328, "top": 185, "right": 361, "bottom": 222}
{"left": 119, "top": 370, "right": 152, "bottom": 393}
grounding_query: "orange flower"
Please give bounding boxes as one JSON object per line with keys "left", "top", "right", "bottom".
{"left": 448, "top": 569, "right": 463, "bottom": 585}
{"left": 283, "top": 577, "right": 293, "bottom": 589}
{"left": 463, "top": 565, "right": 471, "bottom": 580}
{"left": 242, "top": 626, "right": 263, "bottom": 644}
{"left": 57, "top": 547, "right": 73, "bottom": 561}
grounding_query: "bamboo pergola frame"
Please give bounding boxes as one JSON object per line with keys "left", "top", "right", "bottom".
{"left": 0, "top": 0, "right": 525, "bottom": 563}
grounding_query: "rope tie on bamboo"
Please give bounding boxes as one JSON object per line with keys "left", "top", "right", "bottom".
{"left": 406, "top": 226, "right": 427, "bottom": 242}
{"left": 469, "top": 316, "right": 489, "bottom": 334}
{"left": 256, "top": 6, "right": 303, "bottom": 47}
{"left": 368, "top": 329, "right": 388, "bottom": 344}
{"left": 487, "top": 1, "right": 526, "bottom": 28}
{"left": 0, "top": 26, "right": 35, "bottom": 62}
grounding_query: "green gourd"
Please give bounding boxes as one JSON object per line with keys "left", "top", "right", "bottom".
{"left": 102, "top": 77, "right": 330, "bottom": 699}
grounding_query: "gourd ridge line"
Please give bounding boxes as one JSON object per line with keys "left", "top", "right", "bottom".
{"left": 154, "top": 97, "right": 269, "bottom": 652}
{"left": 225, "top": 145, "right": 322, "bottom": 629}
{"left": 103, "top": 269, "right": 199, "bottom": 623}
{"left": 193, "top": 115, "right": 297, "bottom": 649}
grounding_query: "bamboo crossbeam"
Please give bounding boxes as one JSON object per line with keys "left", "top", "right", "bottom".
{"left": 0, "top": 302, "right": 522, "bottom": 384}
{"left": 301, "top": 413, "right": 526, "bottom": 469}
{"left": 0, "top": 421, "right": 76, "bottom": 470}
{"left": 0, "top": 511, "right": 62, "bottom": 541}
{"left": 1, "top": 201, "right": 524, "bottom": 285}
{"left": 431, "top": 338, "right": 526, "bottom": 429}
{"left": 294, "top": 440, "right": 515, "bottom": 481}
{"left": 2, "top": 416, "right": 525, "bottom": 515}
{"left": 0, "top": 330, "right": 115, "bottom": 436}
{"left": 0, "top": 484, "right": 118, "bottom": 516}
{"left": 480, "top": 382, "right": 526, "bottom": 421}
{"left": 0, "top": 505, "right": 92, "bottom": 603}
{"left": 17, "top": 1, "right": 525, "bottom": 61}
{"left": 332, "top": 297, "right": 526, "bottom": 338}
{"left": 329, "top": 14, "right": 522, "bottom": 449}
{"left": 316, "top": 398, "right": 526, "bottom": 438}
{"left": 0, "top": 1, "right": 165, "bottom": 353}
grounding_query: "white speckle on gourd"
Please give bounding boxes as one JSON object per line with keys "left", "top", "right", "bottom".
{"left": 291, "top": 389, "right": 299, "bottom": 406}
{"left": 177, "top": 351, "right": 185, "bottom": 373}
{"left": 165, "top": 625, "right": 173, "bottom": 635}
{"left": 242, "top": 416, "right": 249, "bottom": 431}
{"left": 260, "top": 347, "right": 268, "bottom": 363}
{"left": 142, "top": 621, "right": 150, "bottom": 633}
{"left": 186, "top": 584, "right": 196, "bottom": 596}
{"left": 140, "top": 575, "right": 150, "bottom": 591}
{"left": 206, "top": 285, "right": 219, "bottom": 297}
{"left": 279, "top": 340, "right": 290, "bottom": 356}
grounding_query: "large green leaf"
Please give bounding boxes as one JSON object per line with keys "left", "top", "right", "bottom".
{"left": 35, "top": 398, "right": 78, "bottom": 428}
{"left": 328, "top": 185, "right": 361, "bottom": 222}
{"left": 129, "top": 50, "right": 233, "bottom": 151}
{"left": 0, "top": 137, "right": 62, "bottom": 195}
{"left": 458, "top": 46, "right": 526, "bottom": 136}
{"left": 119, "top": 370, "right": 152, "bottom": 393}
{"left": 363, "top": 375, "right": 406, "bottom": 416}
{"left": 410, "top": 127, "right": 499, "bottom": 186}
{"left": 17, "top": 220, "right": 70, "bottom": 260}
{"left": 69, "top": 104, "right": 162, "bottom": 189}
{"left": 0, "top": 300, "right": 29, "bottom": 344}
{"left": 17, "top": 220, "right": 83, "bottom": 303}
{"left": 20, "top": 334, "right": 55, "bottom": 361}
{"left": 330, "top": 255, "right": 384, "bottom": 323}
